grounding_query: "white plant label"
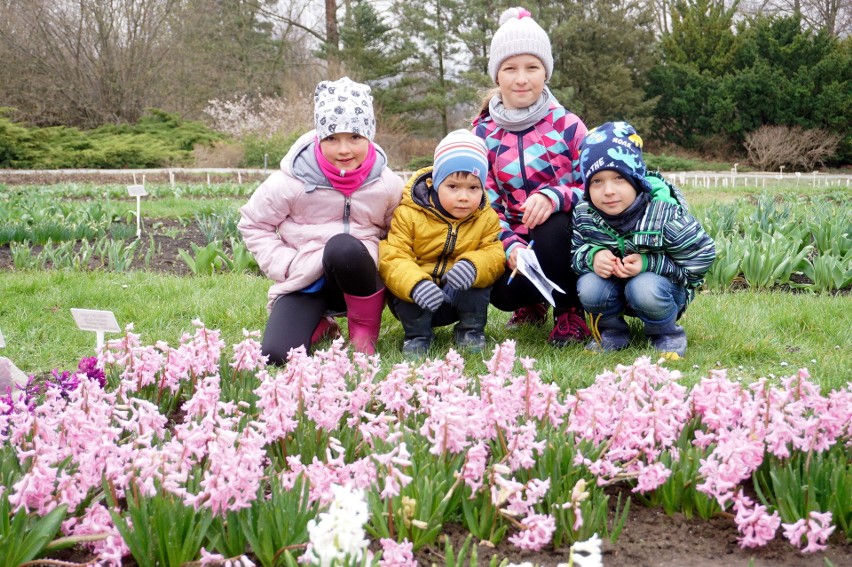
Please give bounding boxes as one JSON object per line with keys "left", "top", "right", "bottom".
{"left": 127, "top": 185, "right": 147, "bottom": 237}
{"left": 71, "top": 308, "right": 120, "bottom": 351}
{"left": 71, "top": 308, "right": 120, "bottom": 332}
{"left": 0, "top": 328, "right": 5, "bottom": 348}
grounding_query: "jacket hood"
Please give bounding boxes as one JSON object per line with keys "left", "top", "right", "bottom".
{"left": 282, "top": 129, "right": 390, "bottom": 191}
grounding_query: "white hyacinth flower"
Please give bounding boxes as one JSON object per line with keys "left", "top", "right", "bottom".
{"left": 307, "top": 484, "right": 370, "bottom": 567}
{"left": 568, "top": 533, "right": 603, "bottom": 567}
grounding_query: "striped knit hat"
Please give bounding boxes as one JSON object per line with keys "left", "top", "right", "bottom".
{"left": 432, "top": 130, "right": 489, "bottom": 190}
{"left": 488, "top": 7, "right": 553, "bottom": 83}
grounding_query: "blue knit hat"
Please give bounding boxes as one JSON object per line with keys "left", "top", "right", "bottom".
{"left": 432, "top": 129, "right": 489, "bottom": 190}
{"left": 579, "top": 121, "right": 651, "bottom": 200}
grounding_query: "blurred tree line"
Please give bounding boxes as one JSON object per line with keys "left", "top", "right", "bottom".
{"left": 0, "top": 0, "right": 848, "bottom": 166}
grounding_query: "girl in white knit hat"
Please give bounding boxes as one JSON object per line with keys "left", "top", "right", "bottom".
{"left": 239, "top": 77, "right": 403, "bottom": 363}
{"left": 473, "top": 7, "right": 591, "bottom": 347}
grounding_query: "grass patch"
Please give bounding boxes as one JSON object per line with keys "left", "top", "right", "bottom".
{"left": 1, "top": 271, "right": 848, "bottom": 391}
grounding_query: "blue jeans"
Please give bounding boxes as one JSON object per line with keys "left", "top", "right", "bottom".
{"left": 577, "top": 272, "right": 687, "bottom": 333}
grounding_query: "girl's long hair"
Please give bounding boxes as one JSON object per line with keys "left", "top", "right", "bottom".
{"left": 475, "top": 87, "right": 500, "bottom": 120}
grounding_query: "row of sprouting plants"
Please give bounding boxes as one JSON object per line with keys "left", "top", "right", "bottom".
{"left": 0, "top": 181, "right": 256, "bottom": 202}
{"left": 3, "top": 187, "right": 850, "bottom": 292}
{"left": 6, "top": 235, "right": 258, "bottom": 276}
{"left": 0, "top": 190, "right": 243, "bottom": 247}
{"left": 1, "top": 323, "right": 849, "bottom": 566}
{"left": 700, "top": 195, "right": 851, "bottom": 293}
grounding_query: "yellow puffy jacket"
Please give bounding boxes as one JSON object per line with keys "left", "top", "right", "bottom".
{"left": 380, "top": 167, "right": 505, "bottom": 302}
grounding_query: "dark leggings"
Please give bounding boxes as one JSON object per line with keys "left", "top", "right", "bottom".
{"left": 489, "top": 212, "right": 582, "bottom": 312}
{"left": 261, "top": 234, "right": 379, "bottom": 365}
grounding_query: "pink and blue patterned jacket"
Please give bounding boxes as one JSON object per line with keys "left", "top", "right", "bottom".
{"left": 472, "top": 103, "right": 587, "bottom": 256}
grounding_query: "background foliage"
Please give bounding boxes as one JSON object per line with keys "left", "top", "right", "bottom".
{"left": 0, "top": 0, "right": 848, "bottom": 168}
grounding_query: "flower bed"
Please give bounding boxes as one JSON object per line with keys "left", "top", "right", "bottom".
{"left": 1, "top": 320, "right": 850, "bottom": 565}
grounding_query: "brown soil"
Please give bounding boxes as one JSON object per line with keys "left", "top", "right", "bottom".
{"left": 414, "top": 501, "right": 852, "bottom": 567}
{"left": 45, "top": 498, "right": 852, "bottom": 566}
{"left": 3, "top": 218, "right": 850, "bottom": 566}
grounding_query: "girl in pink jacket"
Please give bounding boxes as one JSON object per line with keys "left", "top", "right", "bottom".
{"left": 239, "top": 78, "right": 403, "bottom": 363}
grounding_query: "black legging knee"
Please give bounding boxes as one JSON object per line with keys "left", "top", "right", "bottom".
{"left": 323, "top": 233, "right": 380, "bottom": 297}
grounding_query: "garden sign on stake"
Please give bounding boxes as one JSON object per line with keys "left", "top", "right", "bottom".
{"left": 127, "top": 183, "right": 148, "bottom": 238}
{"left": 70, "top": 308, "right": 120, "bottom": 351}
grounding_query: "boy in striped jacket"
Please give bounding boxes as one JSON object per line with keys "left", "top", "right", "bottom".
{"left": 572, "top": 122, "right": 716, "bottom": 359}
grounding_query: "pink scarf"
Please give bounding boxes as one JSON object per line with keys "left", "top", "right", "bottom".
{"left": 314, "top": 139, "right": 377, "bottom": 196}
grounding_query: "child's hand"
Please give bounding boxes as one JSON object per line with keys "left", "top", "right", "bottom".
{"left": 443, "top": 260, "right": 476, "bottom": 291}
{"left": 613, "top": 254, "right": 643, "bottom": 278}
{"left": 411, "top": 280, "right": 445, "bottom": 312}
{"left": 507, "top": 247, "right": 519, "bottom": 271}
{"left": 592, "top": 250, "right": 620, "bottom": 278}
{"left": 520, "top": 194, "right": 554, "bottom": 229}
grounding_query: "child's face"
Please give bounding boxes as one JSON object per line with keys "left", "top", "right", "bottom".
{"left": 496, "top": 54, "right": 546, "bottom": 110}
{"left": 588, "top": 170, "right": 638, "bottom": 216}
{"left": 319, "top": 132, "right": 371, "bottom": 171}
{"left": 437, "top": 173, "right": 483, "bottom": 219}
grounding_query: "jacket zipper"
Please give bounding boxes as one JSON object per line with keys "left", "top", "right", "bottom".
{"left": 517, "top": 136, "right": 529, "bottom": 196}
{"left": 343, "top": 196, "right": 351, "bottom": 234}
{"left": 431, "top": 214, "right": 476, "bottom": 281}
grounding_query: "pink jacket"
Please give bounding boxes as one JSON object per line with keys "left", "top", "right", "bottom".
{"left": 239, "top": 131, "right": 404, "bottom": 309}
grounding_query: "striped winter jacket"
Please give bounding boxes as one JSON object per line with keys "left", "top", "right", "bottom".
{"left": 472, "top": 102, "right": 587, "bottom": 256}
{"left": 571, "top": 173, "right": 716, "bottom": 304}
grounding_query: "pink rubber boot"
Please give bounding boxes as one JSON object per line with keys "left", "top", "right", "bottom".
{"left": 310, "top": 316, "right": 341, "bottom": 348}
{"left": 343, "top": 288, "right": 386, "bottom": 354}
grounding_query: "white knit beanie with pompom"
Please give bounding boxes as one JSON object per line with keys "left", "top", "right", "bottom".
{"left": 487, "top": 7, "right": 553, "bottom": 84}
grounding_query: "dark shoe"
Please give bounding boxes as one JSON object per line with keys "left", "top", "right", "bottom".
{"left": 585, "top": 329, "right": 630, "bottom": 353}
{"left": 402, "top": 336, "right": 432, "bottom": 357}
{"left": 454, "top": 329, "right": 486, "bottom": 353}
{"left": 648, "top": 329, "right": 687, "bottom": 360}
{"left": 505, "top": 303, "right": 548, "bottom": 329}
{"left": 585, "top": 314, "right": 629, "bottom": 352}
{"left": 548, "top": 307, "right": 591, "bottom": 346}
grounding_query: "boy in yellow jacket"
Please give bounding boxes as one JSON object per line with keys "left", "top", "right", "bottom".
{"left": 380, "top": 130, "right": 505, "bottom": 355}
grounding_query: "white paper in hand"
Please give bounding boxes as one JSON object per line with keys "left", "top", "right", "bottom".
{"left": 515, "top": 248, "right": 565, "bottom": 307}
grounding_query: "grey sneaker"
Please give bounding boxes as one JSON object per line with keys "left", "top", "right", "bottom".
{"left": 454, "top": 329, "right": 486, "bottom": 353}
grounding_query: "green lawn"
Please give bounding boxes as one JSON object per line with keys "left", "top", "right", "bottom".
{"left": 1, "top": 270, "right": 849, "bottom": 391}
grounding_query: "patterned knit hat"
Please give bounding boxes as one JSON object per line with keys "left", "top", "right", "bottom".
{"left": 432, "top": 129, "right": 489, "bottom": 190}
{"left": 488, "top": 7, "right": 553, "bottom": 84}
{"left": 313, "top": 77, "right": 376, "bottom": 140}
{"left": 579, "top": 121, "right": 652, "bottom": 199}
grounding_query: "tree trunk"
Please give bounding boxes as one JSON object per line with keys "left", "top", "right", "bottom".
{"left": 325, "top": 0, "right": 340, "bottom": 77}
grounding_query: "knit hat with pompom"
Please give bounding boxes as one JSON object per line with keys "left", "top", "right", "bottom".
{"left": 488, "top": 7, "right": 553, "bottom": 84}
